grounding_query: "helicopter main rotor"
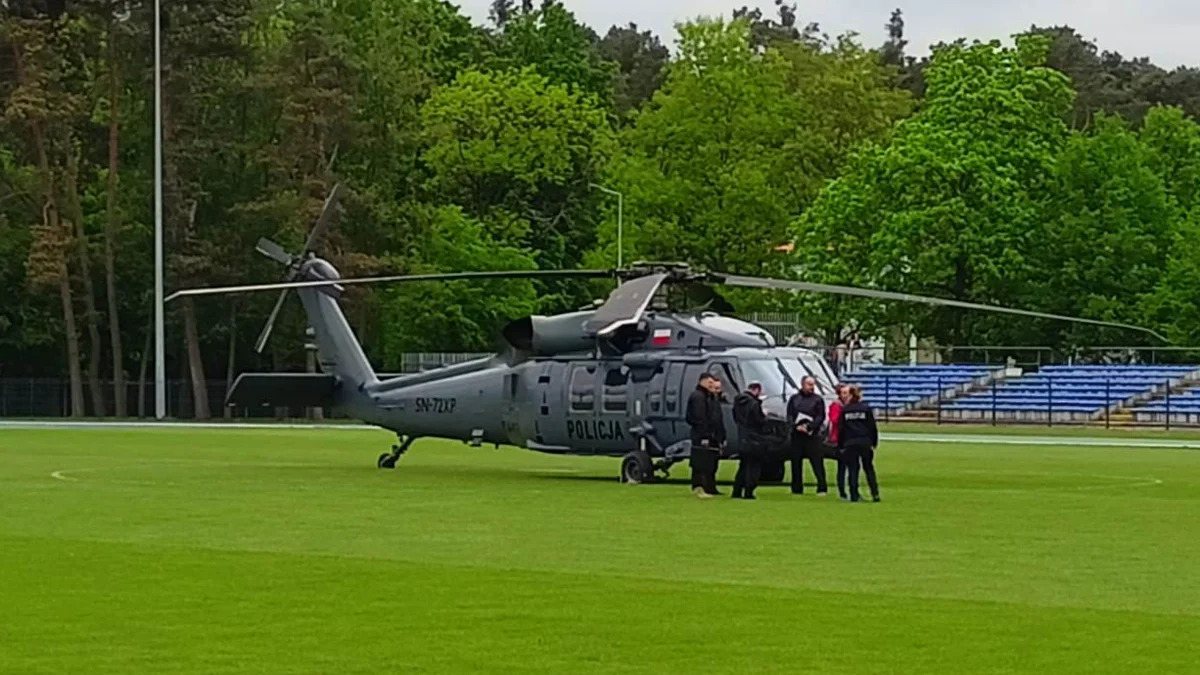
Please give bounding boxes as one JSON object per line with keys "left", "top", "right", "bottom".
{"left": 165, "top": 186, "right": 1167, "bottom": 345}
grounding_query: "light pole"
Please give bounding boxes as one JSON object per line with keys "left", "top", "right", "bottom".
{"left": 153, "top": 0, "right": 165, "bottom": 419}
{"left": 589, "top": 183, "right": 623, "bottom": 269}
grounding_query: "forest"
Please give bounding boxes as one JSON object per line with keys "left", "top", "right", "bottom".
{"left": 3, "top": 0, "right": 1200, "bottom": 417}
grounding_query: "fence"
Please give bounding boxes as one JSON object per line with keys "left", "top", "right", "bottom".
{"left": 0, "top": 353, "right": 491, "bottom": 419}
{"left": 10, "top": 349, "right": 1200, "bottom": 428}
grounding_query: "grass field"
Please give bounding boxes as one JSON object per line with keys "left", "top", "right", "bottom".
{"left": 2, "top": 428, "right": 1199, "bottom": 674}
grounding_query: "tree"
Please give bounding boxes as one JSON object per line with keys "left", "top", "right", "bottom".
{"left": 1138, "top": 107, "right": 1200, "bottom": 344}
{"left": 376, "top": 205, "right": 538, "bottom": 360}
{"left": 420, "top": 66, "right": 614, "bottom": 280}
{"left": 597, "top": 18, "right": 909, "bottom": 320}
{"left": 1140, "top": 106, "right": 1200, "bottom": 214}
{"left": 1030, "top": 114, "right": 1178, "bottom": 346}
{"left": 1026, "top": 25, "right": 1200, "bottom": 128}
{"left": 732, "top": 1, "right": 813, "bottom": 50}
{"left": 880, "top": 8, "right": 906, "bottom": 68}
{"left": 596, "top": 23, "right": 667, "bottom": 118}
{"left": 485, "top": 1, "right": 615, "bottom": 107}
{"left": 240, "top": 0, "right": 357, "bottom": 375}
{"left": 1142, "top": 216, "right": 1200, "bottom": 345}
{"left": 2, "top": 12, "right": 88, "bottom": 415}
{"left": 160, "top": 0, "right": 254, "bottom": 418}
{"left": 797, "top": 37, "right": 1074, "bottom": 346}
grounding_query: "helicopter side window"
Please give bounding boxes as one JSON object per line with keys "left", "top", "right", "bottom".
{"left": 707, "top": 362, "right": 739, "bottom": 393}
{"left": 602, "top": 368, "right": 628, "bottom": 413}
{"left": 664, "top": 363, "right": 686, "bottom": 414}
{"left": 569, "top": 367, "right": 595, "bottom": 413}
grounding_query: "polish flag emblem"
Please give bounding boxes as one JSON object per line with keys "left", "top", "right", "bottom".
{"left": 652, "top": 328, "right": 671, "bottom": 345}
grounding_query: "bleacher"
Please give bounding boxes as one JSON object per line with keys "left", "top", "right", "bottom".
{"left": 942, "top": 365, "right": 1200, "bottom": 422}
{"left": 1130, "top": 369, "right": 1200, "bottom": 423}
{"left": 843, "top": 364, "right": 1000, "bottom": 413}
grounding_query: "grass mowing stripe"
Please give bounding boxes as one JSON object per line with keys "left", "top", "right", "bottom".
{"left": 3, "top": 536, "right": 1198, "bottom": 675}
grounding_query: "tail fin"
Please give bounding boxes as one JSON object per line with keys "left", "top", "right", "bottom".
{"left": 295, "top": 287, "right": 377, "bottom": 388}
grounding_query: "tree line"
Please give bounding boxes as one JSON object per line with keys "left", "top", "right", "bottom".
{"left": 2, "top": 0, "right": 1199, "bottom": 417}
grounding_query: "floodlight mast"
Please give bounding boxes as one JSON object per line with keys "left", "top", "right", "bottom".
{"left": 153, "top": 0, "right": 165, "bottom": 420}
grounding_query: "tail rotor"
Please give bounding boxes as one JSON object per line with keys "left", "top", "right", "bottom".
{"left": 252, "top": 183, "right": 345, "bottom": 354}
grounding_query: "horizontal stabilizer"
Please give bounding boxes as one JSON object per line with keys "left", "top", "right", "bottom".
{"left": 226, "top": 373, "right": 339, "bottom": 408}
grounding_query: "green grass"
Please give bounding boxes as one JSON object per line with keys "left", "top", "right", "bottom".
{"left": 2, "top": 428, "right": 1199, "bottom": 674}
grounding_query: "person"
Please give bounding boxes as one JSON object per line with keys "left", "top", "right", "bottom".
{"left": 686, "top": 373, "right": 725, "bottom": 498}
{"left": 732, "top": 382, "right": 768, "bottom": 500}
{"left": 829, "top": 383, "right": 850, "bottom": 500}
{"left": 786, "top": 376, "right": 827, "bottom": 496}
{"left": 837, "top": 385, "right": 880, "bottom": 503}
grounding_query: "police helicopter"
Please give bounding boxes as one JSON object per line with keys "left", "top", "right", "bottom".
{"left": 167, "top": 185, "right": 1165, "bottom": 483}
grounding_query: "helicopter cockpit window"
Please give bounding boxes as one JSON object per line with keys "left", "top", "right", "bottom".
{"left": 741, "top": 359, "right": 799, "bottom": 400}
{"left": 569, "top": 367, "right": 595, "bottom": 413}
{"left": 782, "top": 356, "right": 836, "bottom": 399}
{"left": 603, "top": 368, "right": 628, "bottom": 413}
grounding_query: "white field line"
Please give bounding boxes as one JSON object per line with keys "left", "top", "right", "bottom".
{"left": 5, "top": 420, "right": 1200, "bottom": 449}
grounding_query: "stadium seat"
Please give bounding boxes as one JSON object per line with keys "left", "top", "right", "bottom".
{"left": 940, "top": 364, "right": 1200, "bottom": 419}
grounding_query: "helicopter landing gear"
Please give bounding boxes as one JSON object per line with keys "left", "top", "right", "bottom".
{"left": 652, "top": 459, "right": 674, "bottom": 482}
{"left": 619, "top": 450, "right": 654, "bottom": 484}
{"left": 378, "top": 434, "right": 416, "bottom": 469}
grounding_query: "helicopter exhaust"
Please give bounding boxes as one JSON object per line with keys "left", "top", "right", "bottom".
{"left": 502, "top": 312, "right": 598, "bottom": 356}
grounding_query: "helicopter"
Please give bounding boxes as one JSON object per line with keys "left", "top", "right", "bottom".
{"left": 167, "top": 185, "right": 1165, "bottom": 484}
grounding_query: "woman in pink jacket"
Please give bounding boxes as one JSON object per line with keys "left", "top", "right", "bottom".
{"left": 829, "top": 384, "right": 849, "bottom": 500}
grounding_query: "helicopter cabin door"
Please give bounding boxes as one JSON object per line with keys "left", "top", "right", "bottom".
{"left": 653, "top": 361, "right": 689, "bottom": 443}
{"left": 661, "top": 360, "right": 739, "bottom": 450}
{"left": 564, "top": 363, "right": 599, "bottom": 453}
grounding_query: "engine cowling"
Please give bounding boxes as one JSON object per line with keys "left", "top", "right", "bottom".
{"left": 502, "top": 311, "right": 597, "bottom": 356}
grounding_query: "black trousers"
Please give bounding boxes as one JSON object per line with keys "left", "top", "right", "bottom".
{"left": 690, "top": 446, "right": 720, "bottom": 494}
{"left": 844, "top": 444, "right": 879, "bottom": 501}
{"left": 733, "top": 454, "right": 762, "bottom": 497}
{"left": 836, "top": 452, "right": 849, "bottom": 498}
{"left": 790, "top": 435, "right": 827, "bottom": 494}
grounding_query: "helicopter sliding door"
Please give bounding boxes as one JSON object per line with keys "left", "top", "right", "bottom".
{"left": 654, "top": 360, "right": 740, "bottom": 453}
{"left": 650, "top": 361, "right": 688, "bottom": 446}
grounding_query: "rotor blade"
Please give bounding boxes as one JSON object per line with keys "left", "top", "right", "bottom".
{"left": 302, "top": 183, "right": 345, "bottom": 254}
{"left": 255, "top": 238, "right": 292, "bottom": 265}
{"left": 684, "top": 282, "right": 736, "bottom": 314}
{"left": 716, "top": 274, "right": 1168, "bottom": 342}
{"left": 584, "top": 273, "right": 668, "bottom": 336}
{"left": 254, "top": 289, "right": 289, "bottom": 353}
{"left": 166, "top": 269, "right": 615, "bottom": 303}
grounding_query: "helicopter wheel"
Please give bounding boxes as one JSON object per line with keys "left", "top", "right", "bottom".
{"left": 620, "top": 450, "right": 654, "bottom": 484}
{"left": 377, "top": 453, "right": 397, "bottom": 469}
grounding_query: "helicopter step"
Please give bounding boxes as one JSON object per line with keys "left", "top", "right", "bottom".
{"left": 378, "top": 434, "right": 416, "bottom": 469}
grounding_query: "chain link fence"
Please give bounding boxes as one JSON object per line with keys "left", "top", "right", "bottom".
{"left": 9, "top": 338, "right": 1200, "bottom": 427}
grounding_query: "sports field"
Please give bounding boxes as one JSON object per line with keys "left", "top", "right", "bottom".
{"left": 2, "top": 428, "right": 1198, "bottom": 674}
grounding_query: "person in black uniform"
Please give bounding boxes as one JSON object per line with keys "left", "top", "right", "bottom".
{"left": 732, "top": 382, "right": 767, "bottom": 500}
{"left": 686, "top": 373, "right": 726, "bottom": 498}
{"left": 837, "top": 385, "right": 881, "bottom": 503}
{"left": 786, "top": 376, "right": 827, "bottom": 496}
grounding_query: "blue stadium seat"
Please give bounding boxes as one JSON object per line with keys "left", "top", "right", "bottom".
{"left": 844, "top": 364, "right": 998, "bottom": 411}
{"left": 943, "top": 364, "right": 1200, "bottom": 417}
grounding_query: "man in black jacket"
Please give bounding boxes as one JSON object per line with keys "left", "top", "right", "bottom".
{"left": 838, "top": 385, "right": 880, "bottom": 503}
{"left": 686, "top": 373, "right": 726, "bottom": 498}
{"left": 732, "top": 382, "right": 767, "bottom": 500}
{"left": 786, "top": 376, "right": 827, "bottom": 495}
